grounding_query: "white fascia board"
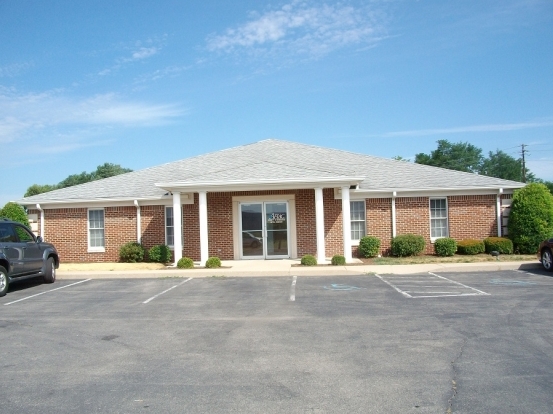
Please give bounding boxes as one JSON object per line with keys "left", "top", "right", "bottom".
{"left": 155, "top": 177, "right": 365, "bottom": 193}
{"left": 339, "top": 186, "right": 520, "bottom": 200}
{"left": 18, "top": 194, "right": 194, "bottom": 209}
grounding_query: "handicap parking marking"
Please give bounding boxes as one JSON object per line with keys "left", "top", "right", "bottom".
{"left": 142, "top": 277, "right": 193, "bottom": 304}
{"left": 3, "top": 279, "right": 92, "bottom": 306}
{"left": 375, "top": 273, "right": 490, "bottom": 298}
{"left": 323, "top": 284, "right": 366, "bottom": 291}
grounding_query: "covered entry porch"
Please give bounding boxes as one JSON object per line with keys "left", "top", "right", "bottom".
{"left": 155, "top": 177, "right": 363, "bottom": 265}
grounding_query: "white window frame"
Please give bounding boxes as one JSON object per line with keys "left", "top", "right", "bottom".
{"left": 165, "top": 206, "right": 184, "bottom": 249}
{"left": 165, "top": 206, "right": 175, "bottom": 248}
{"left": 350, "top": 200, "right": 366, "bottom": 244}
{"left": 87, "top": 208, "right": 105, "bottom": 252}
{"left": 430, "top": 198, "right": 449, "bottom": 241}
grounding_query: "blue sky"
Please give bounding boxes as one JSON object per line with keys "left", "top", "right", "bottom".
{"left": 1, "top": 0, "right": 552, "bottom": 206}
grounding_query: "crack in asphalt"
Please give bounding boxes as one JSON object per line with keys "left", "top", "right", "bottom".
{"left": 447, "top": 337, "right": 468, "bottom": 414}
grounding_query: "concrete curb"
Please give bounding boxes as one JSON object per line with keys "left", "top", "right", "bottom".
{"left": 56, "top": 260, "right": 543, "bottom": 279}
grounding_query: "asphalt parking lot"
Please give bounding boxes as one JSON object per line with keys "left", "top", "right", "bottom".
{"left": 2, "top": 268, "right": 553, "bottom": 414}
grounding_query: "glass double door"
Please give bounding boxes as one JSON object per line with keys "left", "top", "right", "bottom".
{"left": 240, "top": 202, "right": 289, "bottom": 259}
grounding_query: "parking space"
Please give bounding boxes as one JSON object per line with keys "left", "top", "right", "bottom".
{"left": 1, "top": 270, "right": 552, "bottom": 413}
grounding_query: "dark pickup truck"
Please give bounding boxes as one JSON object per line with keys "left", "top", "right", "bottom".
{"left": 0, "top": 218, "right": 59, "bottom": 297}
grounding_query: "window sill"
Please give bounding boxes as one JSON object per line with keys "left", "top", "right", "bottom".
{"left": 88, "top": 247, "right": 106, "bottom": 253}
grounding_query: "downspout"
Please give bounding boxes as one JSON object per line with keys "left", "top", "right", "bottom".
{"left": 391, "top": 192, "right": 397, "bottom": 238}
{"left": 134, "top": 200, "right": 141, "bottom": 244}
{"left": 497, "top": 189, "right": 503, "bottom": 237}
{"left": 36, "top": 204, "right": 44, "bottom": 239}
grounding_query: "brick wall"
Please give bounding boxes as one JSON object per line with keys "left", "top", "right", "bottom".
{"left": 396, "top": 197, "right": 432, "bottom": 253}
{"left": 448, "top": 195, "right": 497, "bottom": 240}
{"left": 32, "top": 192, "right": 504, "bottom": 262}
{"left": 366, "top": 198, "right": 393, "bottom": 256}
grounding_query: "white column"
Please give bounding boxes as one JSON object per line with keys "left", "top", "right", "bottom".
{"left": 341, "top": 186, "right": 352, "bottom": 263}
{"left": 497, "top": 193, "right": 502, "bottom": 237}
{"left": 172, "top": 192, "right": 183, "bottom": 265}
{"left": 199, "top": 191, "right": 209, "bottom": 264}
{"left": 314, "top": 188, "right": 326, "bottom": 263}
{"left": 134, "top": 200, "right": 141, "bottom": 244}
{"left": 391, "top": 192, "right": 397, "bottom": 237}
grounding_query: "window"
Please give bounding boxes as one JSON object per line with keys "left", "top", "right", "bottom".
{"left": 14, "top": 225, "right": 35, "bottom": 242}
{"left": 350, "top": 201, "right": 366, "bottom": 241}
{"left": 165, "top": 206, "right": 174, "bottom": 247}
{"left": 430, "top": 198, "right": 448, "bottom": 240}
{"left": 88, "top": 209, "right": 105, "bottom": 251}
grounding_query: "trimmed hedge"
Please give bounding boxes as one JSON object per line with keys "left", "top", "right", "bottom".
{"left": 148, "top": 244, "right": 172, "bottom": 263}
{"left": 456, "top": 239, "right": 485, "bottom": 255}
{"left": 177, "top": 257, "right": 194, "bottom": 269}
{"left": 301, "top": 254, "right": 317, "bottom": 266}
{"left": 358, "top": 236, "right": 381, "bottom": 258}
{"left": 434, "top": 238, "right": 457, "bottom": 257}
{"left": 331, "top": 255, "right": 346, "bottom": 265}
{"left": 508, "top": 183, "right": 553, "bottom": 254}
{"left": 205, "top": 256, "right": 221, "bottom": 268}
{"left": 484, "top": 237, "right": 513, "bottom": 254}
{"left": 391, "top": 234, "right": 426, "bottom": 257}
{"left": 119, "top": 242, "right": 145, "bottom": 263}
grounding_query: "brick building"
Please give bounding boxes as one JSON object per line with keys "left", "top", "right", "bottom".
{"left": 16, "top": 139, "right": 524, "bottom": 264}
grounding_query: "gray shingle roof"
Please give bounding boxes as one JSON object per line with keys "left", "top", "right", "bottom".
{"left": 17, "top": 139, "right": 524, "bottom": 204}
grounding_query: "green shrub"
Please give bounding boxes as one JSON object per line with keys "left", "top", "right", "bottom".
{"left": 0, "top": 202, "right": 30, "bottom": 227}
{"left": 177, "top": 257, "right": 194, "bottom": 269}
{"left": 331, "top": 255, "right": 346, "bottom": 265}
{"left": 119, "top": 242, "right": 145, "bottom": 263}
{"left": 300, "top": 254, "right": 317, "bottom": 266}
{"left": 358, "top": 236, "right": 381, "bottom": 258}
{"left": 205, "top": 256, "right": 221, "bottom": 268}
{"left": 391, "top": 234, "right": 426, "bottom": 257}
{"left": 148, "top": 244, "right": 172, "bottom": 263}
{"left": 508, "top": 183, "right": 553, "bottom": 254}
{"left": 434, "top": 238, "right": 457, "bottom": 257}
{"left": 456, "top": 239, "right": 485, "bottom": 255}
{"left": 484, "top": 237, "right": 513, "bottom": 254}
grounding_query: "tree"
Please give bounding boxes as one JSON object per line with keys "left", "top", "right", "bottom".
{"left": 24, "top": 184, "right": 59, "bottom": 197}
{"left": 92, "top": 163, "right": 132, "bottom": 180}
{"left": 479, "top": 150, "right": 525, "bottom": 181}
{"left": 25, "top": 163, "right": 133, "bottom": 196}
{"left": 0, "top": 202, "right": 30, "bottom": 227}
{"left": 507, "top": 183, "right": 553, "bottom": 254}
{"left": 415, "top": 140, "right": 483, "bottom": 173}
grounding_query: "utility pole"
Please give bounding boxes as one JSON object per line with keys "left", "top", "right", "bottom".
{"left": 521, "top": 144, "right": 527, "bottom": 183}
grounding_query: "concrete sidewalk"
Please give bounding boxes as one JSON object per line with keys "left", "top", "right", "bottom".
{"left": 56, "top": 259, "right": 543, "bottom": 279}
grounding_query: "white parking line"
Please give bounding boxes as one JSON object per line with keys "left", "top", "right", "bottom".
{"left": 143, "top": 277, "right": 192, "bottom": 304}
{"left": 3, "top": 279, "right": 92, "bottom": 306}
{"left": 374, "top": 274, "right": 412, "bottom": 298}
{"left": 289, "top": 275, "right": 297, "bottom": 301}
{"left": 428, "top": 272, "right": 490, "bottom": 296}
{"left": 375, "top": 273, "right": 490, "bottom": 298}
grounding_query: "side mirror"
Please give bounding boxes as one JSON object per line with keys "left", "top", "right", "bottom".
{"left": 37, "top": 236, "right": 43, "bottom": 243}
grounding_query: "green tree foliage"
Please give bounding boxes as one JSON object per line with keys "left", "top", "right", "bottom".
{"left": 24, "top": 184, "right": 59, "bottom": 197}
{"left": 415, "top": 140, "right": 483, "bottom": 173}
{"left": 508, "top": 183, "right": 553, "bottom": 254}
{"left": 0, "top": 202, "right": 30, "bottom": 227}
{"left": 479, "top": 150, "right": 525, "bottom": 181}
{"left": 24, "top": 163, "right": 133, "bottom": 196}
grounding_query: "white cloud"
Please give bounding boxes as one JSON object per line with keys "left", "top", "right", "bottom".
{"left": 382, "top": 120, "right": 553, "bottom": 137}
{"left": 206, "top": 1, "right": 387, "bottom": 60}
{"left": 0, "top": 88, "right": 185, "bottom": 155}
{"left": 131, "top": 47, "right": 158, "bottom": 60}
{"left": 0, "top": 62, "right": 34, "bottom": 78}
